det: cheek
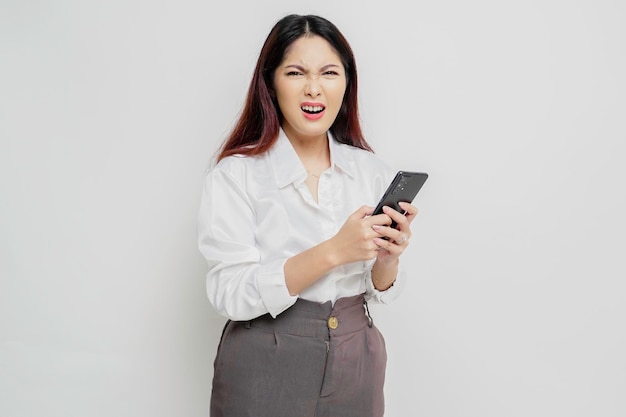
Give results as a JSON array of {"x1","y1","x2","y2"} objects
[
  {"x1": 273, "y1": 80, "x2": 291, "y2": 102},
  {"x1": 275, "y1": 90, "x2": 296, "y2": 113},
  {"x1": 328, "y1": 83, "x2": 347, "y2": 107}
]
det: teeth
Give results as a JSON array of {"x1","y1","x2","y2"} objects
[{"x1": 301, "y1": 105, "x2": 324, "y2": 113}]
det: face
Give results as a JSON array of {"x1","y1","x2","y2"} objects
[{"x1": 273, "y1": 35, "x2": 347, "y2": 142}]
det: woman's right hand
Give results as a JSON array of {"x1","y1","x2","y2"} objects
[
  {"x1": 284, "y1": 205, "x2": 391, "y2": 296},
  {"x1": 328, "y1": 205, "x2": 392, "y2": 265}
]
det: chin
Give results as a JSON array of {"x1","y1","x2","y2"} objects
[
  {"x1": 285, "y1": 122, "x2": 331, "y2": 139},
  {"x1": 301, "y1": 127, "x2": 332, "y2": 139}
]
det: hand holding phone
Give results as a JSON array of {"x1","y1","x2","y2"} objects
[{"x1": 373, "y1": 171, "x2": 428, "y2": 229}]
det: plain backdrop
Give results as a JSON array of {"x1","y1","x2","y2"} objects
[{"x1": 1, "y1": 1, "x2": 625, "y2": 416}]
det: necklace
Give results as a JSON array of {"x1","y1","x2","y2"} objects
[{"x1": 307, "y1": 171, "x2": 320, "y2": 179}]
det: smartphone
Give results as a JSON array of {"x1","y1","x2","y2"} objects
[{"x1": 373, "y1": 171, "x2": 429, "y2": 229}]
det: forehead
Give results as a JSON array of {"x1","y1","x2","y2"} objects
[{"x1": 281, "y1": 35, "x2": 343, "y2": 67}]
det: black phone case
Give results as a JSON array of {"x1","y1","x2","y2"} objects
[{"x1": 373, "y1": 171, "x2": 428, "y2": 228}]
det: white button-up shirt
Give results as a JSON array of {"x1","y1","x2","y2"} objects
[{"x1": 198, "y1": 130, "x2": 406, "y2": 321}]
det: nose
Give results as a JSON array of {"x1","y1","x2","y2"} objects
[{"x1": 304, "y1": 75, "x2": 321, "y2": 97}]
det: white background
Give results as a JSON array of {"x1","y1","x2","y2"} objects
[{"x1": 1, "y1": 1, "x2": 625, "y2": 416}]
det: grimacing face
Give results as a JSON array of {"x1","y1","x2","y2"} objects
[{"x1": 273, "y1": 35, "x2": 347, "y2": 142}]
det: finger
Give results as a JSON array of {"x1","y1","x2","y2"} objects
[
  {"x1": 382, "y1": 205, "x2": 410, "y2": 228},
  {"x1": 371, "y1": 224, "x2": 392, "y2": 239},
  {"x1": 398, "y1": 202, "x2": 419, "y2": 220},
  {"x1": 393, "y1": 232, "x2": 409, "y2": 245},
  {"x1": 367, "y1": 213, "x2": 392, "y2": 227},
  {"x1": 373, "y1": 237, "x2": 403, "y2": 254},
  {"x1": 371, "y1": 224, "x2": 407, "y2": 242}
]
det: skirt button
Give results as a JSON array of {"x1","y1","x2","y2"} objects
[{"x1": 328, "y1": 316, "x2": 338, "y2": 330}]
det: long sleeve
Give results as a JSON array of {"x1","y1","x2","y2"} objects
[
  {"x1": 363, "y1": 261, "x2": 407, "y2": 304},
  {"x1": 197, "y1": 166, "x2": 298, "y2": 321},
  {"x1": 197, "y1": 131, "x2": 409, "y2": 320}
]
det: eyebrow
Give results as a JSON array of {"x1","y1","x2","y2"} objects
[{"x1": 283, "y1": 64, "x2": 342, "y2": 71}]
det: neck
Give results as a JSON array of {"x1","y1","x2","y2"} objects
[
  {"x1": 283, "y1": 126, "x2": 329, "y2": 156},
  {"x1": 285, "y1": 132, "x2": 328, "y2": 157},
  {"x1": 282, "y1": 128, "x2": 331, "y2": 175}
]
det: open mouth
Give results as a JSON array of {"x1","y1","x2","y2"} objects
[{"x1": 301, "y1": 105, "x2": 325, "y2": 114}]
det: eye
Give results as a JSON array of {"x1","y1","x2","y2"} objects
[
  {"x1": 322, "y1": 70, "x2": 341, "y2": 78},
  {"x1": 286, "y1": 71, "x2": 304, "y2": 77}
]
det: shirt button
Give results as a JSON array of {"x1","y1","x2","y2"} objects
[{"x1": 328, "y1": 316, "x2": 338, "y2": 330}]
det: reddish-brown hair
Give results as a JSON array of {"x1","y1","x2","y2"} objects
[{"x1": 216, "y1": 14, "x2": 372, "y2": 162}]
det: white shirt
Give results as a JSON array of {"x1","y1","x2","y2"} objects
[{"x1": 197, "y1": 130, "x2": 406, "y2": 321}]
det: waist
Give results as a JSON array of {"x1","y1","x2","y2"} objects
[{"x1": 243, "y1": 293, "x2": 370, "y2": 338}]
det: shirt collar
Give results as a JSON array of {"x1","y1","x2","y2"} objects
[
  {"x1": 328, "y1": 132, "x2": 356, "y2": 179},
  {"x1": 269, "y1": 129, "x2": 356, "y2": 188}
]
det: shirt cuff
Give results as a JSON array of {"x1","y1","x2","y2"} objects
[
  {"x1": 256, "y1": 258, "x2": 299, "y2": 318},
  {"x1": 364, "y1": 264, "x2": 407, "y2": 304}
]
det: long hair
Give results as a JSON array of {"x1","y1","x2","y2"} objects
[{"x1": 216, "y1": 14, "x2": 372, "y2": 162}]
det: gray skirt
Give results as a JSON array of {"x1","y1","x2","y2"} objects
[{"x1": 210, "y1": 293, "x2": 387, "y2": 417}]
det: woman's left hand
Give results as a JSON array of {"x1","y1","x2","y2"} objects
[{"x1": 371, "y1": 201, "x2": 418, "y2": 263}]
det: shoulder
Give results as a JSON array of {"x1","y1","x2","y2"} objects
[
  {"x1": 212, "y1": 154, "x2": 252, "y2": 174},
  {"x1": 208, "y1": 153, "x2": 266, "y2": 181},
  {"x1": 336, "y1": 140, "x2": 385, "y2": 162},
  {"x1": 335, "y1": 142, "x2": 395, "y2": 177}
]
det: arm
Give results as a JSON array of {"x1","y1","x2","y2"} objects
[
  {"x1": 199, "y1": 165, "x2": 415, "y2": 319},
  {"x1": 198, "y1": 168, "x2": 297, "y2": 321},
  {"x1": 369, "y1": 201, "x2": 420, "y2": 291},
  {"x1": 284, "y1": 205, "x2": 388, "y2": 295}
]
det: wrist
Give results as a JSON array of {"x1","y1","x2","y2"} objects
[
  {"x1": 371, "y1": 258, "x2": 399, "y2": 291},
  {"x1": 372, "y1": 273, "x2": 396, "y2": 291},
  {"x1": 318, "y1": 239, "x2": 342, "y2": 269}
]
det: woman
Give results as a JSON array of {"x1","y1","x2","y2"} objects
[{"x1": 198, "y1": 14, "x2": 419, "y2": 417}]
